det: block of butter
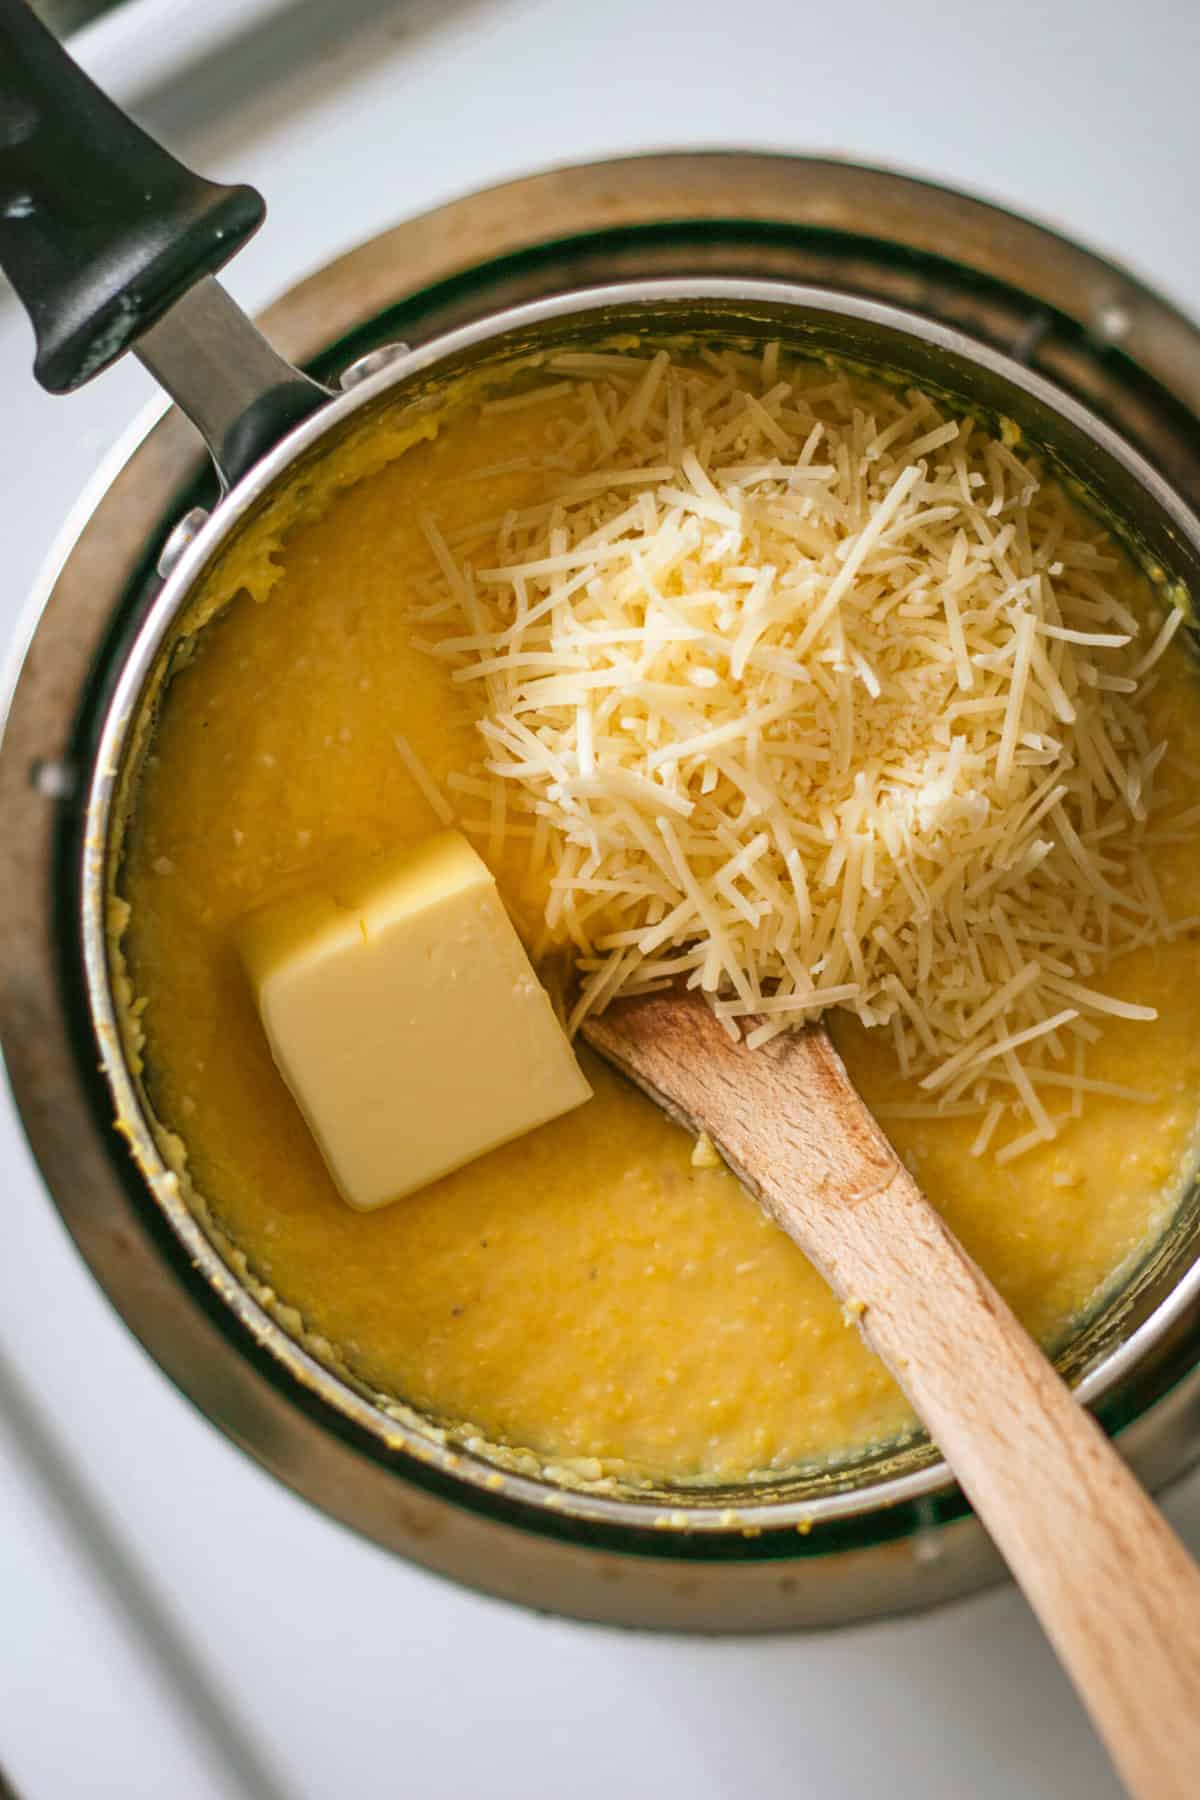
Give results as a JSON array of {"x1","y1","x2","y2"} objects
[{"x1": 237, "y1": 831, "x2": 592, "y2": 1209}]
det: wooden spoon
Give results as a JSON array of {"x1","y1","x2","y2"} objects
[{"x1": 583, "y1": 988, "x2": 1200, "y2": 1800}]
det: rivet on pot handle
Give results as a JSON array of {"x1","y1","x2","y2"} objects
[{"x1": 0, "y1": 0, "x2": 330, "y2": 486}]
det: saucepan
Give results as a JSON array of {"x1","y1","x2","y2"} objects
[{"x1": 3, "y1": 2, "x2": 1200, "y2": 1631}]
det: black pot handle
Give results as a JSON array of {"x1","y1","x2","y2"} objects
[{"x1": 0, "y1": 0, "x2": 266, "y2": 393}]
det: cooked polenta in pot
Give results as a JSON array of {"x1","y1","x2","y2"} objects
[{"x1": 114, "y1": 342, "x2": 1200, "y2": 1486}]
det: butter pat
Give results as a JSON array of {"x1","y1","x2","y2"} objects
[{"x1": 237, "y1": 831, "x2": 592, "y2": 1209}]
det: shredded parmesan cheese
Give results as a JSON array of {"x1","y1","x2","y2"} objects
[{"x1": 409, "y1": 345, "x2": 1190, "y2": 1161}]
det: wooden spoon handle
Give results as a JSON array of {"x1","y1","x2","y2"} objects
[{"x1": 584, "y1": 993, "x2": 1200, "y2": 1800}]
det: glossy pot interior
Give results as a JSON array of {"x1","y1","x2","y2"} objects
[{"x1": 7, "y1": 157, "x2": 1200, "y2": 1629}]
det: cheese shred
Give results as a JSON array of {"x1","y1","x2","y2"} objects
[{"x1": 410, "y1": 345, "x2": 1190, "y2": 1160}]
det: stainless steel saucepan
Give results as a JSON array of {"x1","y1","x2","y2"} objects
[{"x1": 3, "y1": 5, "x2": 1200, "y2": 1630}]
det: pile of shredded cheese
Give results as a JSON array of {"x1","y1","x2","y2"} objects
[{"x1": 406, "y1": 343, "x2": 1192, "y2": 1163}]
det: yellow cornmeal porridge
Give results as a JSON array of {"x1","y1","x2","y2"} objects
[{"x1": 118, "y1": 367, "x2": 1200, "y2": 1484}]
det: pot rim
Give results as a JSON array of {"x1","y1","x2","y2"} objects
[{"x1": 80, "y1": 272, "x2": 1200, "y2": 1538}]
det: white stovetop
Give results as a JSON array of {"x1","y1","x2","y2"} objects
[{"x1": 3, "y1": 3, "x2": 1200, "y2": 1796}]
